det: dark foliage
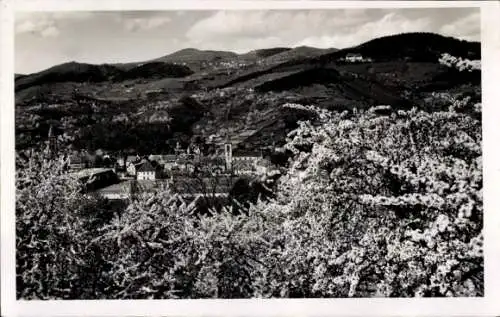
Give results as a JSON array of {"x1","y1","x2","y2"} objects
[
  {"x1": 115, "y1": 62, "x2": 194, "y2": 81},
  {"x1": 323, "y1": 32, "x2": 479, "y2": 63},
  {"x1": 15, "y1": 62, "x2": 123, "y2": 92},
  {"x1": 255, "y1": 67, "x2": 341, "y2": 92}
]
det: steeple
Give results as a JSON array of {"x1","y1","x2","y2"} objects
[
  {"x1": 224, "y1": 136, "x2": 232, "y2": 172},
  {"x1": 46, "y1": 124, "x2": 57, "y2": 158}
]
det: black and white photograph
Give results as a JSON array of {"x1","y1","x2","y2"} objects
[{"x1": 2, "y1": 0, "x2": 500, "y2": 313}]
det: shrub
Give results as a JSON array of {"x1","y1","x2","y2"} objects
[{"x1": 16, "y1": 154, "x2": 115, "y2": 299}]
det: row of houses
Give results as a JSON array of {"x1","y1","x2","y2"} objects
[
  {"x1": 114, "y1": 142, "x2": 267, "y2": 181},
  {"x1": 64, "y1": 140, "x2": 278, "y2": 202},
  {"x1": 68, "y1": 150, "x2": 266, "y2": 183},
  {"x1": 70, "y1": 166, "x2": 238, "y2": 201}
]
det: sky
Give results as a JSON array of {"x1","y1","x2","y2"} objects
[{"x1": 15, "y1": 8, "x2": 480, "y2": 74}]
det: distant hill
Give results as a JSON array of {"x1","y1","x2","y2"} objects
[
  {"x1": 317, "y1": 32, "x2": 480, "y2": 63},
  {"x1": 15, "y1": 32, "x2": 481, "y2": 154},
  {"x1": 153, "y1": 48, "x2": 238, "y2": 65},
  {"x1": 213, "y1": 32, "x2": 479, "y2": 94},
  {"x1": 15, "y1": 62, "x2": 123, "y2": 92},
  {"x1": 116, "y1": 62, "x2": 193, "y2": 81},
  {"x1": 263, "y1": 46, "x2": 338, "y2": 64},
  {"x1": 15, "y1": 61, "x2": 194, "y2": 92},
  {"x1": 15, "y1": 32, "x2": 480, "y2": 103},
  {"x1": 238, "y1": 47, "x2": 292, "y2": 61}
]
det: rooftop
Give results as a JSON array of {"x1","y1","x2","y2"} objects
[
  {"x1": 69, "y1": 168, "x2": 114, "y2": 179},
  {"x1": 171, "y1": 176, "x2": 235, "y2": 195},
  {"x1": 232, "y1": 160, "x2": 255, "y2": 171},
  {"x1": 136, "y1": 160, "x2": 156, "y2": 172},
  {"x1": 69, "y1": 154, "x2": 85, "y2": 163},
  {"x1": 126, "y1": 155, "x2": 141, "y2": 163},
  {"x1": 149, "y1": 154, "x2": 177, "y2": 162},
  {"x1": 96, "y1": 181, "x2": 132, "y2": 194},
  {"x1": 136, "y1": 180, "x2": 169, "y2": 192}
]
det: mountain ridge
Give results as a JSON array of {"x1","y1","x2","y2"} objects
[{"x1": 15, "y1": 32, "x2": 481, "y2": 154}]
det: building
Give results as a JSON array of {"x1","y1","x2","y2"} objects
[
  {"x1": 95, "y1": 179, "x2": 168, "y2": 200},
  {"x1": 69, "y1": 168, "x2": 119, "y2": 191},
  {"x1": 68, "y1": 153, "x2": 86, "y2": 171},
  {"x1": 224, "y1": 143, "x2": 232, "y2": 171},
  {"x1": 45, "y1": 124, "x2": 57, "y2": 158},
  {"x1": 345, "y1": 53, "x2": 364, "y2": 62},
  {"x1": 116, "y1": 170, "x2": 128, "y2": 179},
  {"x1": 125, "y1": 156, "x2": 142, "y2": 176},
  {"x1": 95, "y1": 180, "x2": 133, "y2": 200},
  {"x1": 173, "y1": 157, "x2": 195, "y2": 174},
  {"x1": 126, "y1": 155, "x2": 141, "y2": 165},
  {"x1": 232, "y1": 159, "x2": 256, "y2": 175},
  {"x1": 116, "y1": 157, "x2": 125, "y2": 168},
  {"x1": 126, "y1": 161, "x2": 138, "y2": 176},
  {"x1": 136, "y1": 161, "x2": 157, "y2": 181},
  {"x1": 163, "y1": 155, "x2": 178, "y2": 169},
  {"x1": 149, "y1": 154, "x2": 177, "y2": 169},
  {"x1": 197, "y1": 156, "x2": 226, "y2": 175},
  {"x1": 70, "y1": 167, "x2": 115, "y2": 181}
]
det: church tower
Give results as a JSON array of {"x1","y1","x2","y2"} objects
[
  {"x1": 224, "y1": 140, "x2": 232, "y2": 172},
  {"x1": 46, "y1": 124, "x2": 57, "y2": 158}
]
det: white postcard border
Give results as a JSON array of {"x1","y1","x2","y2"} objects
[{"x1": 2, "y1": 1, "x2": 499, "y2": 316}]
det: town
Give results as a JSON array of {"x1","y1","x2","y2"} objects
[{"x1": 42, "y1": 124, "x2": 279, "y2": 204}]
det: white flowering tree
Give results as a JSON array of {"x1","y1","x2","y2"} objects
[
  {"x1": 91, "y1": 189, "x2": 271, "y2": 298},
  {"x1": 249, "y1": 103, "x2": 482, "y2": 297},
  {"x1": 16, "y1": 154, "x2": 114, "y2": 299},
  {"x1": 439, "y1": 53, "x2": 481, "y2": 72}
]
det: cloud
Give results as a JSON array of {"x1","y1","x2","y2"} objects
[
  {"x1": 124, "y1": 17, "x2": 172, "y2": 32},
  {"x1": 439, "y1": 12, "x2": 480, "y2": 41},
  {"x1": 296, "y1": 12, "x2": 431, "y2": 48},
  {"x1": 40, "y1": 25, "x2": 60, "y2": 38},
  {"x1": 15, "y1": 12, "x2": 94, "y2": 38},
  {"x1": 185, "y1": 10, "x2": 372, "y2": 49},
  {"x1": 187, "y1": 10, "x2": 341, "y2": 41},
  {"x1": 186, "y1": 11, "x2": 270, "y2": 40},
  {"x1": 186, "y1": 10, "x2": 431, "y2": 51},
  {"x1": 15, "y1": 17, "x2": 60, "y2": 38}
]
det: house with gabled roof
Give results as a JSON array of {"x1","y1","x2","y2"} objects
[
  {"x1": 126, "y1": 155, "x2": 141, "y2": 165},
  {"x1": 125, "y1": 155, "x2": 142, "y2": 176},
  {"x1": 136, "y1": 160, "x2": 157, "y2": 181}
]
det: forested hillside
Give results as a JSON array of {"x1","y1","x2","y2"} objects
[{"x1": 15, "y1": 33, "x2": 480, "y2": 157}]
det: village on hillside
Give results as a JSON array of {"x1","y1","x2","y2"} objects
[{"x1": 40, "y1": 124, "x2": 280, "y2": 203}]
